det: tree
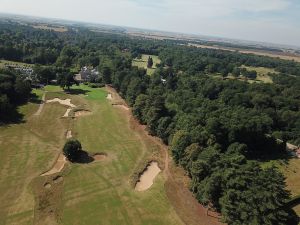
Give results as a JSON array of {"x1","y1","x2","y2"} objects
[
  {"x1": 57, "y1": 73, "x2": 78, "y2": 91},
  {"x1": 102, "y1": 66, "x2": 111, "y2": 84},
  {"x1": 63, "y1": 139, "x2": 82, "y2": 161},
  {"x1": 14, "y1": 77, "x2": 32, "y2": 103},
  {"x1": 170, "y1": 130, "x2": 191, "y2": 164},
  {"x1": 147, "y1": 56, "x2": 153, "y2": 68}
]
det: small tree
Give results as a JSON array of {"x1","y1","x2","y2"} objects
[
  {"x1": 63, "y1": 139, "x2": 82, "y2": 161},
  {"x1": 147, "y1": 57, "x2": 153, "y2": 68}
]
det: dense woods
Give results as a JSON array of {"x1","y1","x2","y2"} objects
[
  {"x1": 0, "y1": 68, "x2": 31, "y2": 122},
  {"x1": 1, "y1": 21, "x2": 299, "y2": 224}
]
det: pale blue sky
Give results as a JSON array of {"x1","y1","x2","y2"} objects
[{"x1": 0, "y1": 0, "x2": 300, "y2": 46}]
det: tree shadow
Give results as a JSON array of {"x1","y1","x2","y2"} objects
[
  {"x1": 29, "y1": 92, "x2": 42, "y2": 104},
  {"x1": 71, "y1": 150, "x2": 94, "y2": 164},
  {"x1": 0, "y1": 107, "x2": 25, "y2": 126},
  {"x1": 65, "y1": 88, "x2": 90, "y2": 96}
]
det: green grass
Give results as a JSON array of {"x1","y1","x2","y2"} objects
[
  {"x1": 240, "y1": 65, "x2": 277, "y2": 84},
  {"x1": 132, "y1": 54, "x2": 161, "y2": 75},
  {"x1": 0, "y1": 84, "x2": 183, "y2": 225},
  {"x1": 61, "y1": 85, "x2": 182, "y2": 225}
]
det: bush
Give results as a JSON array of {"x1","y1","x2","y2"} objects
[
  {"x1": 63, "y1": 139, "x2": 82, "y2": 161},
  {"x1": 88, "y1": 83, "x2": 104, "y2": 88}
]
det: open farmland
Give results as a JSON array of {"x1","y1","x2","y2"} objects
[
  {"x1": 132, "y1": 54, "x2": 161, "y2": 75},
  {"x1": 188, "y1": 43, "x2": 300, "y2": 63},
  {"x1": 240, "y1": 65, "x2": 277, "y2": 83},
  {"x1": 31, "y1": 24, "x2": 68, "y2": 32}
]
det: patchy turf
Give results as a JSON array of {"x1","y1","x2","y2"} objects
[
  {"x1": 261, "y1": 156, "x2": 300, "y2": 217},
  {"x1": 240, "y1": 65, "x2": 277, "y2": 83},
  {"x1": 132, "y1": 54, "x2": 161, "y2": 75},
  {"x1": 0, "y1": 94, "x2": 70, "y2": 225},
  {"x1": 0, "y1": 60, "x2": 33, "y2": 68},
  {"x1": 0, "y1": 84, "x2": 184, "y2": 225},
  {"x1": 32, "y1": 25, "x2": 68, "y2": 32},
  {"x1": 61, "y1": 85, "x2": 183, "y2": 225}
]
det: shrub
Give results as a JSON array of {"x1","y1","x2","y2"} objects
[{"x1": 88, "y1": 83, "x2": 104, "y2": 88}]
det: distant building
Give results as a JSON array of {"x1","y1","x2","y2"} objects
[
  {"x1": 5, "y1": 64, "x2": 33, "y2": 75},
  {"x1": 75, "y1": 66, "x2": 100, "y2": 83}
]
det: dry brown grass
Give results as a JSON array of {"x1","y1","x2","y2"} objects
[
  {"x1": 188, "y1": 43, "x2": 300, "y2": 62},
  {"x1": 32, "y1": 25, "x2": 68, "y2": 32}
]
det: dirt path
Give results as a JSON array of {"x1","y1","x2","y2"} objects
[
  {"x1": 34, "y1": 92, "x2": 46, "y2": 116},
  {"x1": 107, "y1": 86, "x2": 223, "y2": 225}
]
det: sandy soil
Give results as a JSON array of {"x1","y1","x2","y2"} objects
[
  {"x1": 34, "y1": 92, "x2": 46, "y2": 116},
  {"x1": 135, "y1": 162, "x2": 161, "y2": 191},
  {"x1": 93, "y1": 153, "x2": 107, "y2": 161},
  {"x1": 41, "y1": 153, "x2": 67, "y2": 176},
  {"x1": 63, "y1": 108, "x2": 72, "y2": 117},
  {"x1": 53, "y1": 176, "x2": 63, "y2": 184},
  {"x1": 287, "y1": 142, "x2": 298, "y2": 151},
  {"x1": 46, "y1": 98, "x2": 76, "y2": 108},
  {"x1": 66, "y1": 130, "x2": 72, "y2": 139},
  {"x1": 112, "y1": 105, "x2": 130, "y2": 111},
  {"x1": 106, "y1": 93, "x2": 112, "y2": 100},
  {"x1": 74, "y1": 110, "x2": 91, "y2": 117}
]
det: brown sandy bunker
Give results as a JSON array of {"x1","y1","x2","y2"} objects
[
  {"x1": 41, "y1": 153, "x2": 67, "y2": 176},
  {"x1": 135, "y1": 161, "x2": 161, "y2": 191}
]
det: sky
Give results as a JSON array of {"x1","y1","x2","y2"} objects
[{"x1": 0, "y1": 0, "x2": 300, "y2": 47}]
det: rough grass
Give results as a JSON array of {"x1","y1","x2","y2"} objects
[
  {"x1": 0, "y1": 93, "x2": 70, "y2": 225},
  {"x1": 261, "y1": 157, "x2": 300, "y2": 216},
  {"x1": 61, "y1": 85, "x2": 182, "y2": 225},
  {"x1": 132, "y1": 54, "x2": 161, "y2": 75},
  {"x1": 32, "y1": 25, "x2": 68, "y2": 32},
  {"x1": 240, "y1": 65, "x2": 277, "y2": 84},
  {"x1": 0, "y1": 60, "x2": 33, "y2": 68}
]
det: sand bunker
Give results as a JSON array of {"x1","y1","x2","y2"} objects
[
  {"x1": 41, "y1": 153, "x2": 67, "y2": 176},
  {"x1": 135, "y1": 162, "x2": 161, "y2": 191},
  {"x1": 63, "y1": 108, "x2": 72, "y2": 117},
  {"x1": 66, "y1": 130, "x2": 72, "y2": 139},
  {"x1": 44, "y1": 183, "x2": 51, "y2": 189},
  {"x1": 113, "y1": 105, "x2": 129, "y2": 111},
  {"x1": 53, "y1": 176, "x2": 63, "y2": 184},
  {"x1": 93, "y1": 153, "x2": 107, "y2": 161},
  {"x1": 46, "y1": 98, "x2": 76, "y2": 108},
  {"x1": 107, "y1": 93, "x2": 112, "y2": 100},
  {"x1": 74, "y1": 110, "x2": 91, "y2": 117}
]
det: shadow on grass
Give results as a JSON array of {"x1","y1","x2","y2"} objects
[
  {"x1": 29, "y1": 92, "x2": 42, "y2": 104},
  {"x1": 0, "y1": 107, "x2": 25, "y2": 126},
  {"x1": 286, "y1": 208, "x2": 299, "y2": 225},
  {"x1": 65, "y1": 88, "x2": 90, "y2": 96},
  {"x1": 69, "y1": 150, "x2": 94, "y2": 164}
]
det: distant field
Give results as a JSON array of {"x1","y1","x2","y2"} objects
[
  {"x1": 212, "y1": 65, "x2": 277, "y2": 84},
  {"x1": 32, "y1": 25, "x2": 68, "y2": 32},
  {"x1": 132, "y1": 54, "x2": 161, "y2": 75},
  {"x1": 240, "y1": 65, "x2": 277, "y2": 84},
  {"x1": 0, "y1": 60, "x2": 33, "y2": 68},
  {"x1": 188, "y1": 43, "x2": 300, "y2": 63}
]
